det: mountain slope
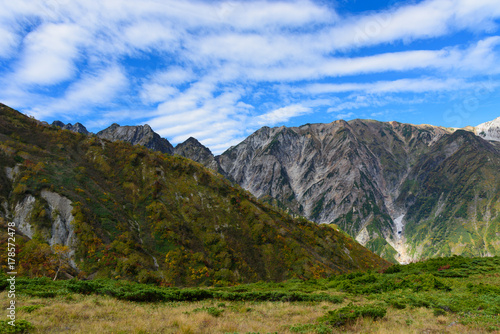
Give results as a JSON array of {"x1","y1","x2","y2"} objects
[
  {"x1": 173, "y1": 137, "x2": 223, "y2": 173},
  {"x1": 52, "y1": 121, "x2": 89, "y2": 135},
  {"x1": 0, "y1": 103, "x2": 389, "y2": 284},
  {"x1": 96, "y1": 123, "x2": 174, "y2": 154},
  {"x1": 396, "y1": 130, "x2": 500, "y2": 260},
  {"x1": 64, "y1": 121, "x2": 222, "y2": 171},
  {"x1": 474, "y1": 116, "x2": 500, "y2": 142},
  {"x1": 218, "y1": 120, "x2": 500, "y2": 263}
]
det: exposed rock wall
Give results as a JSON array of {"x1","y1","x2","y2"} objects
[
  {"x1": 9, "y1": 189, "x2": 77, "y2": 269},
  {"x1": 41, "y1": 189, "x2": 76, "y2": 249},
  {"x1": 475, "y1": 116, "x2": 500, "y2": 142},
  {"x1": 217, "y1": 120, "x2": 500, "y2": 262},
  {"x1": 97, "y1": 123, "x2": 174, "y2": 154},
  {"x1": 13, "y1": 195, "x2": 36, "y2": 239}
]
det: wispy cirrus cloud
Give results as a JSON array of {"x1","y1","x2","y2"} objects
[
  {"x1": 304, "y1": 78, "x2": 494, "y2": 95},
  {"x1": 27, "y1": 66, "x2": 129, "y2": 120},
  {"x1": 14, "y1": 23, "x2": 89, "y2": 85},
  {"x1": 255, "y1": 105, "x2": 312, "y2": 126},
  {"x1": 0, "y1": 0, "x2": 500, "y2": 153}
]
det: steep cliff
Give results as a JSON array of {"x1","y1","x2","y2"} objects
[
  {"x1": 474, "y1": 116, "x2": 500, "y2": 142},
  {"x1": 174, "y1": 137, "x2": 222, "y2": 173},
  {"x1": 52, "y1": 121, "x2": 89, "y2": 135},
  {"x1": 218, "y1": 120, "x2": 500, "y2": 263},
  {"x1": 96, "y1": 123, "x2": 174, "y2": 154}
]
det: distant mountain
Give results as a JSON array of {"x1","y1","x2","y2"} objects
[
  {"x1": 394, "y1": 129, "x2": 500, "y2": 260},
  {"x1": 0, "y1": 103, "x2": 389, "y2": 284},
  {"x1": 96, "y1": 123, "x2": 174, "y2": 155},
  {"x1": 217, "y1": 119, "x2": 500, "y2": 263},
  {"x1": 52, "y1": 121, "x2": 89, "y2": 135},
  {"x1": 474, "y1": 116, "x2": 500, "y2": 142},
  {"x1": 173, "y1": 137, "x2": 222, "y2": 173},
  {"x1": 54, "y1": 120, "x2": 223, "y2": 171},
  {"x1": 46, "y1": 112, "x2": 500, "y2": 264}
]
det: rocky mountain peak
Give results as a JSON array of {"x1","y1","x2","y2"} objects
[
  {"x1": 52, "y1": 121, "x2": 90, "y2": 135},
  {"x1": 96, "y1": 123, "x2": 174, "y2": 154},
  {"x1": 217, "y1": 118, "x2": 500, "y2": 263},
  {"x1": 475, "y1": 116, "x2": 500, "y2": 141},
  {"x1": 174, "y1": 137, "x2": 221, "y2": 172}
]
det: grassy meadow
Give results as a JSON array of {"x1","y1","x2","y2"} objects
[{"x1": 1, "y1": 255, "x2": 500, "y2": 334}]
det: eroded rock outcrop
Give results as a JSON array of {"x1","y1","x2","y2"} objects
[{"x1": 97, "y1": 123, "x2": 174, "y2": 154}]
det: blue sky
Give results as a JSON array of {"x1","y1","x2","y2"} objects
[{"x1": 1, "y1": 0, "x2": 500, "y2": 154}]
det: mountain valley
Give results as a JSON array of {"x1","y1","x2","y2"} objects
[
  {"x1": 0, "y1": 103, "x2": 389, "y2": 284},
  {"x1": 50, "y1": 113, "x2": 500, "y2": 264}
]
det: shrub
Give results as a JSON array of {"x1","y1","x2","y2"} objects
[
  {"x1": 213, "y1": 291, "x2": 343, "y2": 303},
  {"x1": 433, "y1": 308, "x2": 446, "y2": 316},
  {"x1": 0, "y1": 279, "x2": 8, "y2": 291},
  {"x1": 24, "y1": 291, "x2": 57, "y2": 298},
  {"x1": 320, "y1": 303, "x2": 387, "y2": 327},
  {"x1": 386, "y1": 298, "x2": 407, "y2": 309},
  {"x1": 402, "y1": 274, "x2": 451, "y2": 292},
  {"x1": 193, "y1": 306, "x2": 224, "y2": 317},
  {"x1": 119, "y1": 289, "x2": 165, "y2": 302},
  {"x1": 206, "y1": 307, "x2": 224, "y2": 317},
  {"x1": 19, "y1": 305, "x2": 43, "y2": 313},
  {"x1": 67, "y1": 280, "x2": 102, "y2": 295},
  {"x1": 383, "y1": 264, "x2": 402, "y2": 274},
  {"x1": 0, "y1": 319, "x2": 34, "y2": 334}
]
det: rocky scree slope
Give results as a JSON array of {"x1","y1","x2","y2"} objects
[{"x1": 0, "y1": 103, "x2": 389, "y2": 284}]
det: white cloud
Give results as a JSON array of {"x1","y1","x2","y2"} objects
[
  {"x1": 0, "y1": 26, "x2": 19, "y2": 58},
  {"x1": 147, "y1": 84, "x2": 253, "y2": 154},
  {"x1": 305, "y1": 77, "x2": 499, "y2": 95},
  {"x1": 326, "y1": 0, "x2": 500, "y2": 51},
  {"x1": 2, "y1": 0, "x2": 500, "y2": 153},
  {"x1": 62, "y1": 67, "x2": 128, "y2": 106},
  {"x1": 454, "y1": 0, "x2": 500, "y2": 31},
  {"x1": 255, "y1": 105, "x2": 312, "y2": 126},
  {"x1": 213, "y1": 0, "x2": 334, "y2": 29},
  {"x1": 27, "y1": 66, "x2": 128, "y2": 119},
  {"x1": 140, "y1": 85, "x2": 179, "y2": 104},
  {"x1": 326, "y1": 94, "x2": 434, "y2": 117},
  {"x1": 153, "y1": 67, "x2": 195, "y2": 85},
  {"x1": 334, "y1": 112, "x2": 355, "y2": 120},
  {"x1": 15, "y1": 23, "x2": 89, "y2": 85},
  {"x1": 124, "y1": 21, "x2": 179, "y2": 51},
  {"x1": 139, "y1": 67, "x2": 195, "y2": 104}
]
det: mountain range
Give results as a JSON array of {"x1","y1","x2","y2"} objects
[
  {"x1": 0, "y1": 103, "x2": 389, "y2": 284},
  {"x1": 50, "y1": 113, "x2": 500, "y2": 264}
]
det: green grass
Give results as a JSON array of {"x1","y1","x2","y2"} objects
[{"x1": 3, "y1": 255, "x2": 500, "y2": 333}]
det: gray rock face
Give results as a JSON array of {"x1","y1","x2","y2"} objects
[
  {"x1": 217, "y1": 119, "x2": 456, "y2": 261},
  {"x1": 41, "y1": 190, "x2": 77, "y2": 268},
  {"x1": 174, "y1": 137, "x2": 222, "y2": 172},
  {"x1": 41, "y1": 190, "x2": 76, "y2": 248},
  {"x1": 13, "y1": 195, "x2": 36, "y2": 239},
  {"x1": 97, "y1": 123, "x2": 174, "y2": 154},
  {"x1": 52, "y1": 121, "x2": 89, "y2": 135},
  {"x1": 475, "y1": 117, "x2": 500, "y2": 142},
  {"x1": 5, "y1": 165, "x2": 20, "y2": 182},
  {"x1": 10, "y1": 191, "x2": 77, "y2": 269}
]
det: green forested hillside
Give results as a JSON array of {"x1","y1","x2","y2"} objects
[{"x1": 0, "y1": 104, "x2": 389, "y2": 285}]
